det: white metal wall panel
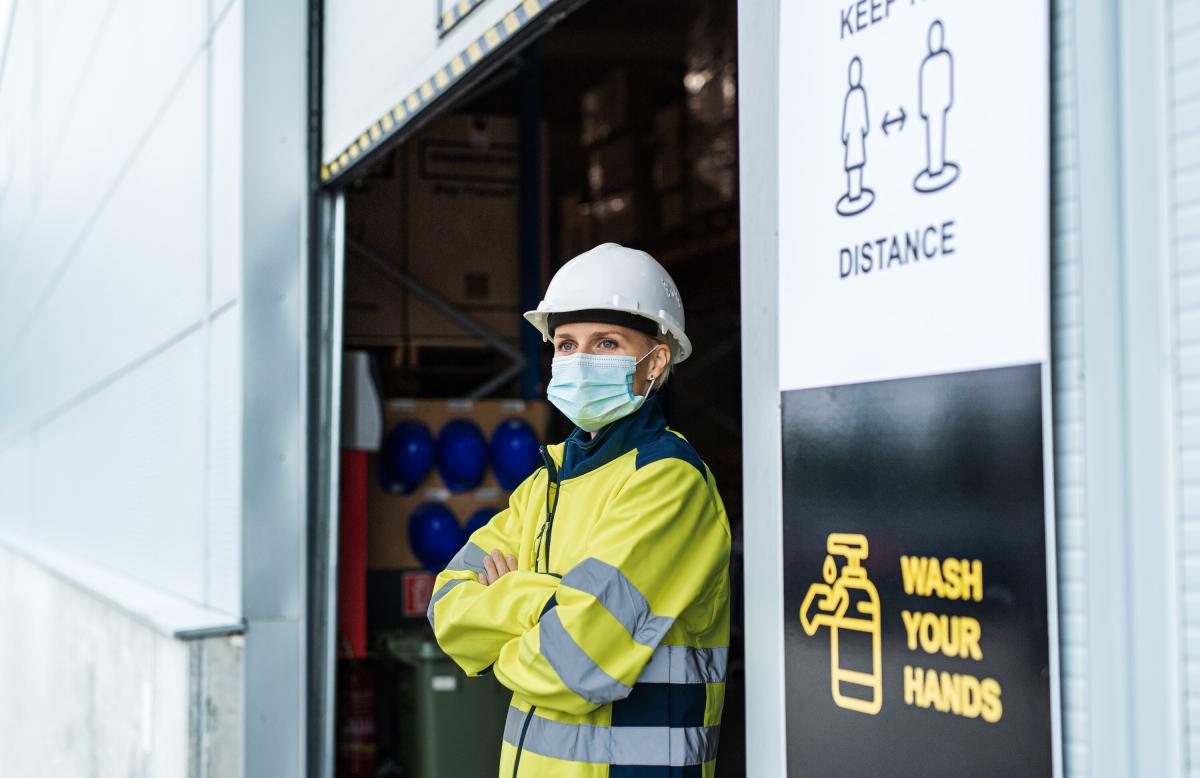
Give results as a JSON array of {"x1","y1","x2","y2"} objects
[
  {"x1": 0, "y1": 434, "x2": 32, "y2": 537},
  {"x1": 1171, "y1": 0, "x2": 1200, "y2": 768},
  {"x1": 206, "y1": 4, "x2": 244, "y2": 616},
  {"x1": 3, "y1": 63, "x2": 207, "y2": 431},
  {"x1": 0, "y1": 0, "x2": 246, "y2": 617},
  {"x1": 207, "y1": 305, "x2": 242, "y2": 616},
  {"x1": 322, "y1": 0, "x2": 554, "y2": 170},
  {"x1": 210, "y1": 0, "x2": 243, "y2": 313},
  {"x1": 1052, "y1": 1, "x2": 1089, "y2": 774},
  {"x1": 0, "y1": 1, "x2": 37, "y2": 261},
  {"x1": 0, "y1": 0, "x2": 208, "y2": 337},
  {"x1": 32, "y1": 329, "x2": 208, "y2": 603}
]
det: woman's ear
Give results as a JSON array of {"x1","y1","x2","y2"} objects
[{"x1": 649, "y1": 342, "x2": 671, "y2": 379}]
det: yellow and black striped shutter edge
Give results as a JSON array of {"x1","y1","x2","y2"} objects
[
  {"x1": 438, "y1": 0, "x2": 488, "y2": 35},
  {"x1": 320, "y1": 0, "x2": 558, "y2": 185}
]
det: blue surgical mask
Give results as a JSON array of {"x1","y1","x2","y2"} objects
[{"x1": 547, "y1": 345, "x2": 661, "y2": 432}]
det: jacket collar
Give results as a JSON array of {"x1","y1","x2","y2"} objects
[{"x1": 560, "y1": 394, "x2": 666, "y2": 480}]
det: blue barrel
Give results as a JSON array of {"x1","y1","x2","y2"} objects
[
  {"x1": 408, "y1": 502, "x2": 465, "y2": 572},
  {"x1": 464, "y1": 507, "x2": 498, "y2": 538},
  {"x1": 489, "y1": 418, "x2": 541, "y2": 491},
  {"x1": 380, "y1": 420, "x2": 436, "y2": 495},
  {"x1": 436, "y1": 418, "x2": 488, "y2": 492}
]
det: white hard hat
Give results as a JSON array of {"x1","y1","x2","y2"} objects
[{"x1": 524, "y1": 243, "x2": 692, "y2": 364}]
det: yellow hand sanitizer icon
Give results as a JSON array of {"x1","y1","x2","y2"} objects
[{"x1": 800, "y1": 533, "x2": 883, "y2": 715}]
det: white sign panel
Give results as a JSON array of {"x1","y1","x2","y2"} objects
[{"x1": 778, "y1": 1, "x2": 1050, "y2": 391}]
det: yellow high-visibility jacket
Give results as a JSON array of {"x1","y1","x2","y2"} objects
[{"x1": 428, "y1": 396, "x2": 731, "y2": 778}]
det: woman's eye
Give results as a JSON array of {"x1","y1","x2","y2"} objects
[
  {"x1": 599, "y1": 339, "x2": 617, "y2": 349},
  {"x1": 557, "y1": 342, "x2": 575, "y2": 352}
]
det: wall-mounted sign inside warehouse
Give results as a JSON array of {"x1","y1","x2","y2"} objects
[{"x1": 777, "y1": 1, "x2": 1056, "y2": 775}]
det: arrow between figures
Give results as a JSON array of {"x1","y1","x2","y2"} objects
[{"x1": 882, "y1": 106, "x2": 907, "y2": 135}]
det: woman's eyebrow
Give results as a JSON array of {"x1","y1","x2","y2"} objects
[{"x1": 589, "y1": 330, "x2": 622, "y2": 340}]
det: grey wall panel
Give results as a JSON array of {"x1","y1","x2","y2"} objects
[
  {"x1": 0, "y1": 543, "x2": 182, "y2": 777},
  {"x1": 738, "y1": 1, "x2": 784, "y2": 775},
  {"x1": 1171, "y1": 0, "x2": 1200, "y2": 768},
  {"x1": 240, "y1": 0, "x2": 308, "y2": 770},
  {"x1": 0, "y1": 542, "x2": 244, "y2": 776},
  {"x1": 241, "y1": 0, "x2": 305, "y2": 623},
  {"x1": 1052, "y1": 1, "x2": 1089, "y2": 773}
]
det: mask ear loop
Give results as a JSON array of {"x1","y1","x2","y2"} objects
[
  {"x1": 637, "y1": 344, "x2": 664, "y2": 398},
  {"x1": 635, "y1": 343, "x2": 662, "y2": 366}
]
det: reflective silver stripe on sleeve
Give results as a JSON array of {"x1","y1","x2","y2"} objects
[
  {"x1": 446, "y1": 541, "x2": 488, "y2": 573},
  {"x1": 539, "y1": 608, "x2": 632, "y2": 705},
  {"x1": 425, "y1": 541, "x2": 487, "y2": 629},
  {"x1": 636, "y1": 644, "x2": 729, "y2": 684},
  {"x1": 560, "y1": 558, "x2": 674, "y2": 647},
  {"x1": 500, "y1": 706, "x2": 720, "y2": 766},
  {"x1": 426, "y1": 578, "x2": 471, "y2": 630}
]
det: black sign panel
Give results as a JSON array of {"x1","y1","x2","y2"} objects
[{"x1": 782, "y1": 364, "x2": 1052, "y2": 777}]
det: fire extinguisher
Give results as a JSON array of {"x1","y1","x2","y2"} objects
[{"x1": 338, "y1": 659, "x2": 376, "y2": 777}]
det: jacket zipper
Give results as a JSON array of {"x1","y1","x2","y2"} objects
[
  {"x1": 512, "y1": 705, "x2": 536, "y2": 777},
  {"x1": 537, "y1": 446, "x2": 562, "y2": 573},
  {"x1": 515, "y1": 449, "x2": 560, "y2": 775}
]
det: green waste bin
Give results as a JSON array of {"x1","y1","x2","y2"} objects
[{"x1": 378, "y1": 629, "x2": 511, "y2": 778}]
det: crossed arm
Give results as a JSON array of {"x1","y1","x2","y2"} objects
[{"x1": 427, "y1": 461, "x2": 728, "y2": 716}]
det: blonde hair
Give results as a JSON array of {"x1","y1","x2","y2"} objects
[{"x1": 645, "y1": 334, "x2": 672, "y2": 387}]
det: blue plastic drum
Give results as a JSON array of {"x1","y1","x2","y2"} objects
[
  {"x1": 464, "y1": 507, "x2": 498, "y2": 538},
  {"x1": 408, "y1": 502, "x2": 465, "y2": 572},
  {"x1": 380, "y1": 420, "x2": 435, "y2": 494},
  {"x1": 489, "y1": 418, "x2": 541, "y2": 491},
  {"x1": 436, "y1": 418, "x2": 488, "y2": 492}
]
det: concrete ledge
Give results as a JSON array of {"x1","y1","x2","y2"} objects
[{"x1": 0, "y1": 529, "x2": 244, "y2": 640}]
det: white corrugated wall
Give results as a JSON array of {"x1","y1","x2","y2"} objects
[
  {"x1": 1171, "y1": 0, "x2": 1200, "y2": 769},
  {"x1": 0, "y1": 0, "x2": 243, "y2": 617}
]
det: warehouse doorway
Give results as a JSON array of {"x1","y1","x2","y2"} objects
[{"x1": 314, "y1": 1, "x2": 743, "y2": 775}]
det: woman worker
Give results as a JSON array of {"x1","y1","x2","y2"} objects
[{"x1": 427, "y1": 242, "x2": 732, "y2": 777}]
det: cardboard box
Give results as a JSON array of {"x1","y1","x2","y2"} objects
[
  {"x1": 659, "y1": 188, "x2": 687, "y2": 233},
  {"x1": 587, "y1": 190, "x2": 650, "y2": 246},
  {"x1": 559, "y1": 193, "x2": 594, "y2": 260},
  {"x1": 685, "y1": 4, "x2": 738, "y2": 129},
  {"x1": 652, "y1": 103, "x2": 685, "y2": 191},
  {"x1": 587, "y1": 135, "x2": 641, "y2": 200},
  {"x1": 581, "y1": 69, "x2": 630, "y2": 147},
  {"x1": 687, "y1": 121, "x2": 738, "y2": 213},
  {"x1": 580, "y1": 68, "x2": 659, "y2": 148},
  {"x1": 344, "y1": 113, "x2": 548, "y2": 348},
  {"x1": 368, "y1": 398, "x2": 551, "y2": 570}
]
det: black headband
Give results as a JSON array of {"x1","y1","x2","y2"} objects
[{"x1": 547, "y1": 309, "x2": 659, "y2": 338}]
